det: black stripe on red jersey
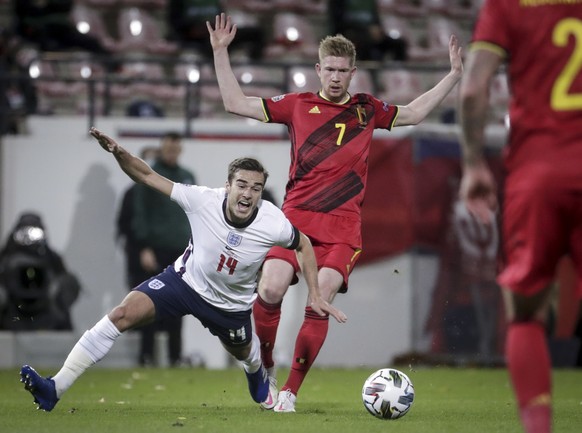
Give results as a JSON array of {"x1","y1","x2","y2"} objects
[
  {"x1": 295, "y1": 96, "x2": 375, "y2": 181},
  {"x1": 296, "y1": 170, "x2": 364, "y2": 213}
]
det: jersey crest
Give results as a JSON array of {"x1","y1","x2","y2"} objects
[{"x1": 227, "y1": 231, "x2": 243, "y2": 247}]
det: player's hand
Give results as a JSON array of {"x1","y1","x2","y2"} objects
[
  {"x1": 90, "y1": 127, "x2": 118, "y2": 153},
  {"x1": 310, "y1": 296, "x2": 348, "y2": 323},
  {"x1": 459, "y1": 162, "x2": 497, "y2": 225},
  {"x1": 206, "y1": 13, "x2": 236, "y2": 51},
  {"x1": 449, "y1": 35, "x2": 463, "y2": 78}
]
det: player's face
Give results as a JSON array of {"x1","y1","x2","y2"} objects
[
  {"x1": 316, "y1": 56, "x2": 356, "y2": 103},
  {"x1": 225, "y1": 169, "x2": 265, "y2": 224}
]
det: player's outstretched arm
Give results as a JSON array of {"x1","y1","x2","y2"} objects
[
  {"x1": 90, "y1": 127, "x2": 173, "y2": 196},
  {"x1": 295, "y1": 232, "x2": 348, "y2": 323},
  {"x1": 207, "y1": 13, "x2": 265, "y2": 121},
  {"x1": 394, "y1": 35, "x2": 463, "y2": 126}
]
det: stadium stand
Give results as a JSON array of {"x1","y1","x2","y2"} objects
[{"x1": 5, "y1": 1, "x2": 481, "y2": 119}]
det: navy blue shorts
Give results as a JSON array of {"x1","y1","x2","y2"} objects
[{"x1": 135, "y1": 267, "x2": 252, "y2": 347}]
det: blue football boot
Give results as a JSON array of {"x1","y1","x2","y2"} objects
[{"x1": 20, "y1": 365, "x2": 59, "y2": 411}]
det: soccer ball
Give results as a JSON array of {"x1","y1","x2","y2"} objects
[{"x1": 362, "y1": 368, "x2": 415, "y2": 420}]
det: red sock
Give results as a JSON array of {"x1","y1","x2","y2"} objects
[
  {"x1": 282, "y1": 307, "x2": 329, "y2": 396},
  {"x1": 505, "y1": 321, "x2": 552, "y2": 433},
  {"x1": 253, "y1": 295, "x2": 281, "y2": 369}
]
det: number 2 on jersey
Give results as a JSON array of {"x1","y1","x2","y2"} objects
[
  {"x1": 552, "y1": 18, "x2": 582, "y2": 111},
  {"x1": 217, "y1": 254, "x2": 238, "y2": 275}
]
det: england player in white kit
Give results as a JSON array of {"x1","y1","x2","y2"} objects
[{"x1": 20, "y1": 128, "x2": 347, "y2": 413}]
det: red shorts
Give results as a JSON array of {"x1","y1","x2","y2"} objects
[
  {"x1": 265, "y1": 242, "x2": 362, "y2": 293},
  {"x1": 498, "y1": 183, "x2": 582, "y2": 298}
]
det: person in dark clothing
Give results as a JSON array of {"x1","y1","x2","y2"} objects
[
  {"x1": 0, "y1": 27, "x2": 37, "y2": 135},
  {"x1": 328, "y1": 0, "x2": 408, "y2": 62},
  {"x1": 167, "y1": 0, "x2": 265, "y2": 60},
  {"x1": 131, "y1": 133, "x2": 196, "y2": 366},
  {"x1": 13, "y1": 0, "x2": 111, "y2": 55},
  {"x1": 117, "y1": 146, "x2": 160, "y2": 292},
  {"x1": 0, "y1": 212, "x2": 80, "y2": 330}
]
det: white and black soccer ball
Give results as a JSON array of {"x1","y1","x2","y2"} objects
[{"x1": 362, "y1": 368, "x2": 415, "y2": 420}]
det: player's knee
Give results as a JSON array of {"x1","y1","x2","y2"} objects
[
  {"x1": 228, "y1": 344, "x2": 251, "y2": 361},
  {"x1": 258, "y1": 279, "x2": 287, "y2": 304},
  {"x1": 108, "y1": 305, "x2": 128, "y2": 327}
]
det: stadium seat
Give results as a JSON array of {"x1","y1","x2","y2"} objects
[
  {"x1": 174, "y1": 61, "x2": 225, "y2": 117},
  {"x1": 286, "y1": 66, "x2": 320, "y2": 94},
  {"x1": 120, "y1": 0, "x2": 167, "y2": 8},
  {"x1": 377, "y1": 69, "x2": 423, "y2": 105},
  {"x1": 117, "y1": 7, "x2": 178, "y2": 55},
  {"x1": 389, "y1": 0, "x2": 428, "y2": 17},
  {"x1": 28, "y1": 58, "x2": 86, "y2": 114},
  {"x1": 77, "y1": 0, "x2": 117, "y2": 8},
  {"x1": 377, "y1": 0, "x2": 398, "y2": 13},
  {"x1": 423, "y1": 0, "x2": 449, "y2": 14},
  {"x1": 380, "y1": 15, "x2": 428, "y2": 62},
  {"x1": 350, "y1": 69, "x2": 376, "y2": 95},
  {"x1": 437, "y1": 0, "x2": 479, "y2": 19},
  {"x1": 264, "y1": 13, "x2": 320, "y2": 61},
  {"x1": 232, "y1": 65, "x2": 284, "y2": 98},
  {"x1": 421, "y1": 16, "x2": 465, "y2": 62},
  {"x1": 119, "y1": 61, "x2": 176, "y2": 100},
  {"x1": 71, "y1": 3, "x2": 119, "y2": 52},
  {"x1": 266, "y1": 0, "x2": 325, "y2": 13},
  {"x1": 225, "y1": 0, "x2": 273, "y2": 13}
]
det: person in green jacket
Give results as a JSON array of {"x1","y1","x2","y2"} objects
[{"x1": 132, "y1": 132, "x2": 196, "y2": 366}]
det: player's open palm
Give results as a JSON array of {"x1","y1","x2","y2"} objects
[
  {"x1": 90, "y1": 127, "x2": 119, "y2": 153},
  {"x1": 207, "y1": 13, "x2": 236, "y2": 51},
  {"x1": 449, "y1": 35, "x2": 463, "y2": 77},
  {"x1": 310, "y1": 296, "x2": 348, "y2": 323}
]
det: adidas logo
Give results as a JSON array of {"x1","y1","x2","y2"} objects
[{"x1": 309, "y1": 106, "x2": 321, "y2": 114}]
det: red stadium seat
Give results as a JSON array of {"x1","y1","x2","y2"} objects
[
  {"x1": 117, "y1": 7, "x2": 178, "y2": 55},
  {"x1": 286, "y1": 66, "x2": 321, "y2": 94},
  {"x1": 232, "y1": 65, "x2": 284, "y2": 98},
  {"x1": 377, "y1": 69, "x2": 423, "y2": 105},
  {"x1": 71, "y1": 3, "x2": 119, "y2": 52},
  {"x1": 264, "y1": 13, "x2": 320, "y2": 61},
  {"x1": 350, "y1": 69, "x2": 376, "y2": 95}
]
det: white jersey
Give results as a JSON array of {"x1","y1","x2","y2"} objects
[{"x1": 170, "y1": 184, "x2": 298, "y2": 312}]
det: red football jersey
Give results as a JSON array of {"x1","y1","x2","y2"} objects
[
  {"x1": 262, "y1": 91, "x2": 398, "y2": 246},
  {"x1": 473, "y1": 0, "x2": 582, "y2": 187}
]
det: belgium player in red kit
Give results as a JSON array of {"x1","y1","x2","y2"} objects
[
  {"x1": 459, "y1": 1, "x2": 582, "y2": 432},
  {"x1": 208, "y1": 13, "x2": 463, "y2": 412}
]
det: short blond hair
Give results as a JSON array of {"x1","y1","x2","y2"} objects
[{"x1": 318, "y1": 34, "x2": 356, "y2": 66}]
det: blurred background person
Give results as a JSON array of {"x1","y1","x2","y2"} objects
[
  {"x1": 131, "y1": 133, "x2": 196, "y2": 366},
  {"x1": 167, "y1": 0, "x2": 265, "y2": 60},
  {"x1": 328, "y1": 0, "x2": 408, "y2": 62},
  {"x1": 0, "y1": 26, "x2": 37, "y2": 135},
  {"x1": 12, "y1": 0, "x2": 112, "y2": 56},
  {"x1": 117, "y1": 145, "x2": 160, "y2": 294}
]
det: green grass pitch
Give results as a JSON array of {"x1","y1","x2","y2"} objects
[{"x1": 1, "y1": 367, "x2": 581, "y2": 433}]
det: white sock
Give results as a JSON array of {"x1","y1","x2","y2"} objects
[
  {"x1": 52, "y1": 315, "x2": 121, "y2": 397},
  {"x1": 241, "y1": 333, "x2": 262, "y2": 374}
]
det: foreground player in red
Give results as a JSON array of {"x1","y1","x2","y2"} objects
[
  {"x1": 208, "y1": 13, "x2": 463, "y2": 412},
  {"x1": 459, "y1": 2, "x2": 582, "y2": 432}
]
